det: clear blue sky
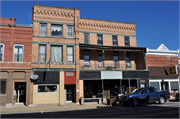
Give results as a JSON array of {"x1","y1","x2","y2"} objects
[{"x1": 1, "y1": 1, "x2": 179, "y2": 55}]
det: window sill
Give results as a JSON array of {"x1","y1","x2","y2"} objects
[
  {"x1": 126, "y1": 66, "x2": 132, "y2": 68},
  {"x1": 98, "y1": 66, "x2": 105, "y2": 68},
  {"x1": 83, "y1": 65, "x2": 91, "y2": 67},
  {"x1": 0, "y1": 94, "x2": 7, "y2": 96}
]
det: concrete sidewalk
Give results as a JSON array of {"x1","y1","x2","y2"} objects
[{"x1": 0, "y1": 103, "x2": 112, "y2": 115}]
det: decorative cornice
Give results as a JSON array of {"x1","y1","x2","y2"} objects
[
  {"x1": 34, "y1": 16, "x2": 74, "y2": 23},
  {"x1": 34, "y1": 9, "x2": 74, "y2": 18},
  {"x1": 79, "y1": 22, "x2": 135, "y2": 31},
  {"x1": 32, "y1": 41, "x2": 79, "y2": 46},
  {"x1": 33, "y1": 20, "x2": 74, "y2": 25}
]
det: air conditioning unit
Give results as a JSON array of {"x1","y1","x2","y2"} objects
[
  {"x1": 126, "y1": 63, "x2": 131, "y2": 67},
  {"x1": 84, "y1": 62, "x2": 89, "y2": 66},
  {"x1": 98, "y1": 64, "x2": 102, "y2": 67}
]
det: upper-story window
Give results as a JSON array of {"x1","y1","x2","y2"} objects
[
  {"x1": 126, "y1": 52, "x2": 131, "y2": 68},
  {"x1": 98, "y1": 51, "x2": 103, "y2": 67},
  {"x1": 0, "y1": 43, "x2": 4, "y2": 62},
  {"x1": 14, "y1": 44, "x2": 23, "y2": 62},
  {"x1": 113, "y1": 52, "x2": 119, "y2": 67},
  {"x1": 51, "y1": 25, "x2": 63, "y2": 37},
  {"x1": 67, "y1": 26, "x2": 73, "y2": 38},
  {"x1": 67, "y1": 46, "x2": 73, "y2": 63},
  {"x1": 39, "y1": 45, "x2": 46, "y2": 62},
  {"x1": 84, "y1": 33, "x2": 89, "y2": 44},
  {"x1": 112, "y1": 36, "x2": 118, "y2": 46},
  {"x1": 39, "y1": 23, "x2": 47, "y2": 36},
  {"x1": 84, "y1": 51, "x2": 90, "y2": 66},
  {"x1": 51, "y1": 46, "x2": 62, "y2": 63},
  {"x1": 125, "y1": 36, "x2": 130, "y2": 46},
  {"x1": 97, "y1": 34, "x2": 103, "y2": 45}
]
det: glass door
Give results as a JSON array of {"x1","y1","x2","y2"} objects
[{"x1": 66, "y1": 85, "x2": 73, "y2": 102}]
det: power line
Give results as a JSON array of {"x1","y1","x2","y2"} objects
[{"x1": 137, "y1": 38, "x2": 179, "y2": 41}]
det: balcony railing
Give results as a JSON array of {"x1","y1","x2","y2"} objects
[{"x1": 80, "y1": 63, "x2": 146, "y2": 70}]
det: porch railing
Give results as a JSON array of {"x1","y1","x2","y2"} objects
[{"x1": 80, "y1": 63, "x2": 146, "y2": 70}]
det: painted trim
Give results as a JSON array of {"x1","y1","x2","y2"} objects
[
  {"x1": 80, "y1": 31, "x2": 136, "y2": 37},
  {"x1": 33, "y1": 20, "x2": 74, "y2": 25},
  {"x1": 32, "y1": 41, "x2": 79, "y2": 46},
  {"x1": 31, "y1": 62, "x2": 79, "y2": 65},
  {"x1": 33, "y1": 35, "x2": 79, "y2": 40},
  {"x1": 32, "y1": 68, "x2": 76, "y2": 71}
]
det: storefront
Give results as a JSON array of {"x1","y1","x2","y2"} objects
[{"x1": 80, "y1": 70, "x2": 149, "y2": 103}]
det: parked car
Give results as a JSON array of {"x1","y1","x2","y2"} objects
[
  {"x1": 120, "y1": 87, "x2": 170, "y2": 106},
  {"x1": 175, "y1": 93, "x2": 179, "y2": 101}
]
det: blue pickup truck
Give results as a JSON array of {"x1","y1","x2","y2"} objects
[{"x1": 120, "y1": 87, "x2": 170, "y2": 106}]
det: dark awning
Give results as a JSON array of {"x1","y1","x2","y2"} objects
[{"x1": 79, "y1": 43, "x2": 147, "y2": 52}]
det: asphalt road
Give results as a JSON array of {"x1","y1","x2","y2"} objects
[{"x1": 1, "y1": 101, "x2": 180, "y2": 118}]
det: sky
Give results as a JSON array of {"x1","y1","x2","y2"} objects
[{"x1": 0, "y1": 0, "x2": 179, "y2": 56}]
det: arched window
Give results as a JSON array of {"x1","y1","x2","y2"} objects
[
  {"x1": 0, "y1": 43, "x2": 5, "y2": 62},
  {"x1": 13, "y1": 44, "x2": 24, "y2": 62}
]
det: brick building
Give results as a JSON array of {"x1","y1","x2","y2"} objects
[
  {"x1": 0, "y1": 17, "x2": 33, "y2": 107},
  {"x1": 146, "y1": 44, "x2": 179, "y2": 97},
  {"x1": 31, "y1": 4, "x2": 149, "y2": 105}
]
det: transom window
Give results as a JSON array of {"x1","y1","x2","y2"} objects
[
  {"x1": 51, "y1": 25, "x2": 63, "y2": 37},
  {"x1": 97, "y1": 34, "x2": 103, "y2": 45},
  {"x1": 39, "y1": 45, "x2": 46, "y2": 62},
  {"x1": 125, "y1": 36, "x2": 129, "y2": 46},
  {"x1": 112, "y1": 36, "x2": 118, "y2": 46},
  {"x1": 0, "y1": 43, "x2": 4, "y2": 62},
  {"x1": 51, "y1": 46, "x2": 62, "y2": 62},
  {"x1": 67, "y1": 26, "x2": 73, "y2": 38},
  {"x1": 39, "y1": 23, "x2": 47, "y2": 36},
  {"x1": 84, "y1": 33, "x2": 89, "y2": 44},
  {"x1": 38, "y1": 85, "x2": 57, "y2": 93},
  {"x1": 14, "y1": 44, "x2": 23, "y2": 62},
  {"x1": 67, "y1": 46, "x2": 73, "y2": 63}
]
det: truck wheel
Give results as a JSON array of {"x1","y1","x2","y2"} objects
[
  {"x1": 132, "y1": 99, "x2": 139, "y2": 106},
  {"x1": 158, "y1": 96, "x2": 165, "y2": 104}
]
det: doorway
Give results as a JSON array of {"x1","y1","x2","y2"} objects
[
  {"x1": 14, "y1": 82, "x2": 26, "y2": 105},
  {"x1": 161, "y1": 82, "x2": 169, "y2": 91},
  {"x1": 65, "y1": 85, "x2": 75, "y2": 102}
]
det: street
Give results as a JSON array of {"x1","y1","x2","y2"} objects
[{"x1": 1, "y1": 101, "x2": 179, "y2": 118}]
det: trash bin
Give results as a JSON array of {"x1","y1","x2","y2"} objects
[{"x1": 80, "y1": 97, "x2": 84, "y2": 105}]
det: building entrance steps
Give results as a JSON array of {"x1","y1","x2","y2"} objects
[{"x1": 0, "y1": 103, "x2": 113, "y2": 115}]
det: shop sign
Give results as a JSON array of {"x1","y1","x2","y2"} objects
[{"x1": 101, "y1": 71, "x2": 122, "y2": 79}]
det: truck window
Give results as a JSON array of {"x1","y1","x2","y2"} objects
[
  {"x1": 148, "y1": 88, "x2": 155, "y2": 93},
  {"x1": 141, "y1": 88, "x2": 148, "y2": 94}
]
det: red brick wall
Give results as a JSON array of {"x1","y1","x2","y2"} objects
[
  {"x1": 0, "y1": 18, "x2": 15, "y2": 24},
  {"x1": 0, "y1": 25, "x2": 32, "y2": 68},
  {"x1": 146, "y1": 55, "x2": 179, "y2": 69}
]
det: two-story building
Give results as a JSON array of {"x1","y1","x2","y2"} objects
[
  {"x1": 0, "y1": 17, "x2": 33, "y2": 107},
  {"x1": 31, "y1": 5, "x2": 149, "y2": 105},
  {"x1": 146, "y1": 44, "x2": 179, "y2": 97}
]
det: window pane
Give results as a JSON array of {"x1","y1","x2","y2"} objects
[
  {"x1": 170, "y1": 81, "x2": 179, "y2": 90},
  {"x1": 0, "y1": 80, "x2": 6, "y2": 94},
  {"x1": 97, "y1": 35, "x2": 102, "y2": 45},
  {"x1": 84, "y1": 34, "x2": 89, "y2": 44},
  {"x1": 0, "y1": 45, "x2": 3, "y2": 61},
  {"x1": 40, "y1": 24, "x2": 47, "y2": 36},
  {"x1": 148, "y1": 87, "x2": 155, "y2": 93},
  {"x1": 51, "y1": 25, "x2": 63, "y2": 37},
  {"x1": 150, "y1": 82, "x2": 159, "y2": 90},
  {"x1": 38, "y1": 85, "x2": 57, "y2": 92},
  {"x1": 39, "y1": 45, "x2": 46, "y2": 62},
  {"x1": 67, "y1": 26, "x2": 73, "y2": 38},
  {"x1": 14, "y1": 45, "x2": 23, "y2": 62},
  {"x1": 112, "y1": 36, "x2": 117, "y2": 46},
  {"x1": 84, "y1": 52, "x2": 90, "y2": 65},
  {"x1": 67, "y1": 47, "x2": 73, "y2": 62},
  {"x1": 0, "y1": 45, "x2": 3, "y2": 53},
  {"x1": 125, "y1": 37, "x2": 129, "y2": 46},
  {"x1": 98, "y1": 40, "x2": 102, "y2": 45},
  {"x1": 51, "y1": 46, "x2": 62, "y2": 62}
]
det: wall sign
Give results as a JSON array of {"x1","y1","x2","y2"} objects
[
  {"x1": 101, "y1": 71, "x2": 122, "y2": 79},
  {"x1": 66, "y1": 72, "x2": 74, "y2": 76}
]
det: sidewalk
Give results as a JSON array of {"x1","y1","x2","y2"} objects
[{"x1": 0, "y1": 103, "x2": 112, "y2": 115}]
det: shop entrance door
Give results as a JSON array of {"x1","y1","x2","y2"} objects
[
  {"x1": 65, "y1": 85, "x2": 74, "y2": 102},
  {"x1": 161, "y1": 82, "x2": 169, "y2": 91},
  {"x1": 14, "y1": 82, "x2": 26, "y2": 105}
]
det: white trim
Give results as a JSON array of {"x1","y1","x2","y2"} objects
[
  {"x1": 13, "y1": 44, "x2": 24, "y2": 62},
  {"x1": 0, "y1": 43, "x2": 5, "y2": 62}
]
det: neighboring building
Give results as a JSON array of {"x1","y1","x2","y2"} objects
[
  {"x1": 146, "y1": 44, "x2": 179, "y2": 97},
  {"x1": 31, "y1": 4, "x2": 149, "y2": 105},
  {"x1": 0, "y1": 17, "x2": 33, "y2": 107}
]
